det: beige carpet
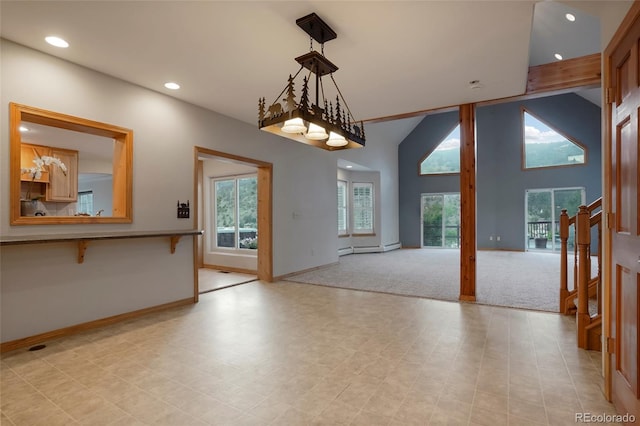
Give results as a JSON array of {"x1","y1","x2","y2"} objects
[{"x1": 285, "y1": 249, "x2": 593, "y2": 312}]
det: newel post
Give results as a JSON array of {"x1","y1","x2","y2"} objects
[
  {"x1": 559, "y1": 209, "x2": 569, "y2": 313},
  {"x1": 576, "y1": 205, "x2": 591, "y2": 349}
]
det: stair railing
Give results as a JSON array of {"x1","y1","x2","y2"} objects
[{"x1": 559, "y1": 198, "x2": 602, "y2": 350}]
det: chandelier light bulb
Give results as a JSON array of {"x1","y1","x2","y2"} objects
[
  {"x1": 326, "y1": 132, "x2": 348, "y2": 147},
  {"x1": 281, "y1": 118, "x2": 306, "y2": 134},
  {"x1": 306, "y1": 122, "x2": 329, "y2": 140}
]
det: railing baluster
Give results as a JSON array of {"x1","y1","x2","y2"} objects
[
  {"x1": 559, "y1": 209, "x2": 569, "y2": 313},
  {"x1": 576, "y1": 205, "x2": 591, "y2": 349}
]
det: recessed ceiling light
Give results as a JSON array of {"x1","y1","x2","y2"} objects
[
  {"x1": 45, "y1": 36, "x2": 69, "y2": 48},
  {"x1": 346, "y1": 165, "x2": 353, "y2": 169},
  {"x1": 19, "y1": 126, "x2": 29, "y2": 132},
  {"x1": 565, "y1": 13, "x2": 576, "y2": 22},
  {"x1": 164, "y1": 82, "x2": 180, "y2": 90},
  {"x1": 554, "y1": 53, "x2": 563, "y2": 60}
]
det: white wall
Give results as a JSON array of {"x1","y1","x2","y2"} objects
[
  {"x1": 0, "y1": 40, "x2": 351, "y2": 342},
  {"x1": 336, "y1": 169, "x2": 382, "y2": 250},
  {"x1": 337, "y1": 119, "x2": 420, "y2": 248},
  {"x1": 78, "y1": 175, "x2": 113, "y2": 216}
]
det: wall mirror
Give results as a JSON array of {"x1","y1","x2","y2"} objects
[{"x1": 10, "y1": 103, "x2": 133, "y2": 225}]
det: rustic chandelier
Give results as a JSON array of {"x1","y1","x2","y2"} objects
[{"x1": 258, "y1": 13, "x2": 365, "y2": 150}]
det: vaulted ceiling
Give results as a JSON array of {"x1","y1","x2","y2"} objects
[{"x1": 0, "y1": 1, "x2": 623, "y2": 139}]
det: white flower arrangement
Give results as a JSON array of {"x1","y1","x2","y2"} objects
[{"x1": 21, "y1": 155, "x2": 67, "y2": 200}]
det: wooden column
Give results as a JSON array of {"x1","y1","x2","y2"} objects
[{"x1": 459, "y1": 104, "x2": 476, "y2": 302}]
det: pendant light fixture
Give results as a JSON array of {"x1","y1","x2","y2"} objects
[{"x1": 258, "y1": 13, "x2": 365, "y2": 150}]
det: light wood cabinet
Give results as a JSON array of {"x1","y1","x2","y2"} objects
[
  {"x1": 20, "y1": 144, "x2": 51, "y2": 183},
  {"x1": 46, "y1": 148, "x2": 78, "y2": 202}
]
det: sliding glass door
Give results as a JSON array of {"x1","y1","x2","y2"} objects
[
  {"x1": 525, "y1": 187, "x2": 584, "y2": 251},
  {"x1": 421, "y1": 193, "x2": 461, "y2": 248}
]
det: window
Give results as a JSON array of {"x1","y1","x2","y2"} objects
[
  {"x1": 76, "y1": 190, "x2": 94, "y2": 215},
  {"x1": 523, "y1": 110, "x2": 586, "y2": 169},
  {"x1": 419, "y1": 124, "x2": 460, "y2": 175},
  {"x1": 421, "y1": 193, "x2": 461, "y2": 248},
  {"x1": 212, "y1": 175, "x2": 257, "y2": 250},
  {"x1": 525, "y1": 187, "x2": 585, "y2": 251},
  {"x1": 337, "y1": 180, "x2": 348, "y2": 235},
  {"x1": 352, "y1": 182, "x2": 374, "y2": 234}
]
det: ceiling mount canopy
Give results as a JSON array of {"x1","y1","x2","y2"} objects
[{"x1": 258, "y1": 13, "x2": 365, "y2": 151}]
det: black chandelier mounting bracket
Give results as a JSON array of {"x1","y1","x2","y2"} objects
[{"x1": 258, "y1": 13, "x2": 365, "y2": 151}]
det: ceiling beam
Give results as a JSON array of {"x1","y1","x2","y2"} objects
[{"x1": 525, "y1": 52, "x2": 601, "y2": 95}]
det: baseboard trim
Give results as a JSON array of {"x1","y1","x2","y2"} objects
[
  {"x1": 274, "y1": 261, "x2": 339, "y2": 281},
  {"x1": 1, "y1": 298, "x2": 194, "y2": 353},
  {"x1": 478, "y1": 248, "x2": 526, "y2": 252},
  {"x1": 202, "y1": 264, "x2": 257, "y2": 275}
]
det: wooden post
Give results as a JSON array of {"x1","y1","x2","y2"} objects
[
  {"x1": 459, "y1": 104, "x2": 476, "y2": 302},
  {"x1": 576, "y1": 205, "x2": 591, "y2": 349},
  {"x1": 559, "y1": 209, "x2": 569, "y2": 313}
]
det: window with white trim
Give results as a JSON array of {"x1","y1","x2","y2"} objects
[
  {"x1": 337, "y1": 180, "x2": 348, "y2": 235},
  {"x1": 76, "y1": 191, "x2": 94, "y2": 215},
  {"x1": 352, "y1": 182, "x2": 374, "y2": 234},
  {"x1": 211, "y1": 175, "x2": 258, "y2": 250}
]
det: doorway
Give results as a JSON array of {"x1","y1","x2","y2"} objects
[
  {"x1": 525, "y1": 187, "x2": 585, "y2": 251},
  {"x1": 194, "y1": 147, "x2": 273, "y2": 301},
  {"x1": 421, "y1": 193, "x2": 461, "y2": 248}
]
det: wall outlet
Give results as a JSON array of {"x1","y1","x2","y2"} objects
[
  {"x1": 497, "y1": 236, "x2": 501, "y2": 241},
  {"x1": 489, "y1": 236, "x2": 493, "y2": 241}
]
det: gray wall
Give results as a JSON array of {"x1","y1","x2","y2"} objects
[
  {"x1": 399, "y1": 110, "x2": 459, "y2": 247},
  {"x1": 0, "y1": 40, "x2": 401, "y2": 342},
  {"x1": 399, "y1": 94, "x2": 602, "y2": 250}
]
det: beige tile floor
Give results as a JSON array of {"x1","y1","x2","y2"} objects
[
  {"x1": 198, "y1": 269, "x2": 257, "y2": 294},
  {"x1": 1, "y1": 281, "x2": 622, "y2": 425}
]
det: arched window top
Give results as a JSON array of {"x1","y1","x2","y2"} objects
[
  {"x1": 523, "y1": 109, "x2": 586, "y2": 169},
  {"x1": 419, "y1": 124, "x2": 461, "y2": 175}
]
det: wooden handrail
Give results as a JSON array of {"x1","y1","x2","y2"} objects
[
  {"x1": 586, "y1": 197, "x2": 602, "y2": 213},
  {"x1": 559, "y1": 198, "x2": 602, "y2": 318},
  {"x1": 558, "y1": 199, "x2": 602, "y2": 350}
]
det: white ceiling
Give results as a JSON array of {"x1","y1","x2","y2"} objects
[{"x1": 0, "y1": 1, "x2": 613, "y2": 131}]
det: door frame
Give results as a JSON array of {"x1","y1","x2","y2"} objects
[
  {"x1": 193, "y1": 147, "x2": 273, "y2": 302},
  {"x1": 603, "y1": 0, "x2": 640, "y2": 405}
]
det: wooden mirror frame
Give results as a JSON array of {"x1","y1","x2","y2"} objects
[{"x1": 10, "y1": 103, "x2": 133, "y2": 225}]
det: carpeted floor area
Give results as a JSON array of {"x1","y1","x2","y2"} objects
[{"x1": 284, "y1": 249, "x2": 590, "y2": 312}]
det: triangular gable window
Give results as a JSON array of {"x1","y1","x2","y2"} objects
[
  {"x1": 523, "y1": 110, "x2": 585, "y2": 169},
  {"x1": 419, "y1": 124, "x2": 460, "y2": 175}
]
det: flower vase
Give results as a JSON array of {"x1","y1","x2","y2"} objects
[
  {"x1": 20, "y1": 199, "x2": 37, "y2": 216},
  {"x1": 20, "y1": 199, "x2": 46, "y2": 216}
]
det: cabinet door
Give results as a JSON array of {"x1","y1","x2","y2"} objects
[
  {"x1": 20, "y1": 144, "x2": 51, "y2": 183},
  {"x1": 46, "y1": 148, "x2": 78, "y2": 202}
]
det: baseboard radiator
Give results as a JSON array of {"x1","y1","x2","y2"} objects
[{"x1": 340, "y1": 242, "x2": 401, "y2": 256}]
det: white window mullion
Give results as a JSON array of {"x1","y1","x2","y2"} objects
[
  {"x1": 338, "y1": 180, "x2": 348, "y2": 235},
  {"x1": 353, "y1": 182, "x2": 374, "y2": 234}
]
